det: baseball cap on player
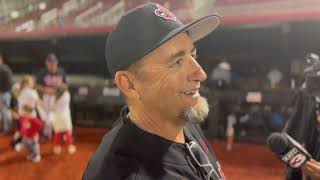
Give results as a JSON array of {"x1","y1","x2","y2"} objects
[
  {"x1": 46, "y1": 53, "x2": 58, "y2": 63},
  {"x1": 106, "y1": 2, "x2": 220, "y2": 77}
]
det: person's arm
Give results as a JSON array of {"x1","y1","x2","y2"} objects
[
  {"x1": 0, "y1": 65, "x2": 13, "y2": 92},
  {"x1": 35, "y1": 83, "x2": 45, "y2": 93},
  {"x1": 35, "y1": 70, "x2": 45, "y2": 93},
  {"x1": 56, "y1": 92, "x2": 70, "y2": 107},
  {"x1": 62, "y1": 68, "x2": 67, "y2": 83},
  {"x1": 36, "y1": 99, "x2": 44, "y2": 107},
  {"x1": 5, "y1": 65, "x2": 13, "y2": 91},
  {"x1": 31, "y1": 118, "x2": 43, "y2": 132},
  {"x1": 302, "y1": 159, "x2": 320, "y2": 180},
  {"x1": 35, "y1": 84, "x2": 56, "y2": 95},
  {"x1": 35, "y1": 71, "x2": 55, "y2": 95}
]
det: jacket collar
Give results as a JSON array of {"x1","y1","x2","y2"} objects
[{"x1": 116, "y1": 106, "x2": 194, "y2": 165}]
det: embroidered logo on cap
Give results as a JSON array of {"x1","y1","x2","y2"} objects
[{"x1": 154, "y1": 4, "x2": 176, "y2": 21}]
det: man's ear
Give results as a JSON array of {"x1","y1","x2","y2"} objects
[{"x1": 114, "y1": 71, "x2": 140, "y2": 100}]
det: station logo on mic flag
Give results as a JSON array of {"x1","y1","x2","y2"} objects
[{"x1": 289, "y1": 154, "x2": 306, "y2": 168}]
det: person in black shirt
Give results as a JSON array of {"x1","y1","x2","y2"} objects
[
  {"x1": 283, "y1": 53, "x2": 320, "y2": 180},
  {"x1": 0, "y1": 53, "x2": 13, "y2": 133},
  {"x1": 35, "y1": 53, "x2": 66, "y2": 93},
  {"x1": 35, "y1": 53, "x2": 66, "y2": 140},
  {"x1": 83, "y1": 3, "x2": 224, "y2": 180}
]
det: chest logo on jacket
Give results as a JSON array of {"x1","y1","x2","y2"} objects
[
  {"x1": 44, "y1": 75, "x2": 63, "y2": 87},
  {"x1": 199, "y1": 138, "x2": 209, "y2": 154}
]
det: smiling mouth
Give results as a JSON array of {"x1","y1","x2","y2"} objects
[{"x1": 183, "y1": 89, "x2": 200, "y2": 97}]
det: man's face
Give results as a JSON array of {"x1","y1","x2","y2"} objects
[
  {"x1": 46, "y1": 61, "x2": 58, "y2": 73},
  {"x1": 29, "y1": 79, "x2": 35, "y2": 88},
  {"x1": 132, "y1": 33, "x2": 209, "y2": 124}
]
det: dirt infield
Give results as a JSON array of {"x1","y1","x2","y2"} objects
[
  {"x1": 212, "y1": 140, "x2": 284, "y2": 180},
  {"x1": 0, "y1": 127, "x2": 284, "y2": 180}
]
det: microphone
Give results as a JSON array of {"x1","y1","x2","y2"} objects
[{"x1": 266, "y1": 132, "x2": 311, "y2": 169}]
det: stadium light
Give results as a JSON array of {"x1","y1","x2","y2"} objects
[
  {"x1": 10, "y1": 11, "x2": 19, "y2": 19},
  {"x1": 39, "y1": 2, "x2": 47, "y2": 10}
]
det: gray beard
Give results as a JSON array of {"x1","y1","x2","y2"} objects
[{"x1": 182, "y1": 96, "x2": 209, "y2": 123}]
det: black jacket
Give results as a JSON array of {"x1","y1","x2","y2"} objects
[
  {"x1": 35, "y1": 68, "x2": 67, "y2": 87},
  {"x1": 83, "y1": 107, "x2": 225, "y2": 180},
  {"x1": 0, "y1": 64, "x2": 13, "y2": 93},
  {"x1": 284, "y1": 90, "x2": 320, "y2": 180}
]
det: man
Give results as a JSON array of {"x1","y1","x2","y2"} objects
[
  {"x1": 284, "y1": 53, "x2": 320, "y2": 180},
  {"x1": 83, "y1": 3, "x2": 224, "y2": 180},
  {"x1": 0, "y1": 53, "x2": 13, "y2": 133},
  {"x1": 35, "y1": 53, "x2": 67, "y2": 139}
]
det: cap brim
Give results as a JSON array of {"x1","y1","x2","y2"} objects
[
  {"x1": 157, "y1": 14, "x2": 221, "y2": 46},
  {"x1": 141, "y1": 15, "x2": 220, "y2": 62},
  {"x1": 186, "y1": 15, "x2": 221, "y2": 42}
]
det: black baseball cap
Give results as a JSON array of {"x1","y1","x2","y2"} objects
[
  {"x1": 106, "y1": 2, "x2": 220, "y2": 76},
  {"x1": 46, "y1": 53, "x2": 58, "y2": 63}
]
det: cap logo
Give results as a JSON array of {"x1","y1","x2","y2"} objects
[{"x1": 154, "y1": 4, "x2": 176, "y2": 21}]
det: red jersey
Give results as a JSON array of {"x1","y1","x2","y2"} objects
[{"x1": 19, "y1": 115, "x2": 43, "y2": 138}]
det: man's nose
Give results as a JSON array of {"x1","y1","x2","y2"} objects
[{"x1": 187, "y1": 58, "x2": 207, "y2": 82}]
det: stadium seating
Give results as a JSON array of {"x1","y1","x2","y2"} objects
[
  {"x1": 0, "y1": 0, "x2": 201, "y2": 34},
  {"x1": 216, "y1": 0, "x2": 302, "y2": 6}
]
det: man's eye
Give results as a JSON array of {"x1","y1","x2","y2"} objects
[
  {"x1": 169, "y1": 59, "x2": 183, "y2": 68},
  {"x1": 175, "y1": 59, "x2": 182, "y2": 65}
]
